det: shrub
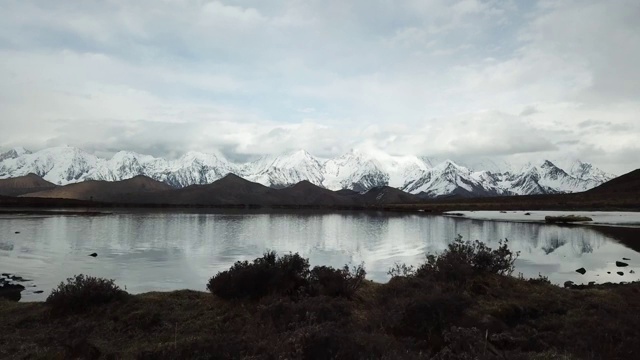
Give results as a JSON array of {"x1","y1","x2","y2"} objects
[
  {"x1": 527, "y1": 273, "x2": 551, "y2": 285},
  {"x1": 416, "y1": 236, "x2": 519, "y2": 282},
  {"x1": 207, "y1": 251, "x2": 367, "y2": 300},
  {"x1": 207, "y1": 251, "x2": 310, "y2": 300},
  {"x1": 308, "y1": 264, "x2": 366, "y2": 298},
  {"x1": 387, "y1": 263, "x2": 416, "y2": 278},
  {"x1": 46, "y1": 274, "x2": 128, "y2": 313}
]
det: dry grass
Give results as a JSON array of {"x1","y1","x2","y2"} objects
[
  {"x1": 2, "y1": 276, "x2": 639, "y2": 359},
  {"x1": 2, "y1": 242, "x2": 640, "y2": 359}
]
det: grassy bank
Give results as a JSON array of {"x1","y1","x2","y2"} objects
[{"x1": 2, "y1": 242, "x2": 640, "y2": 359}]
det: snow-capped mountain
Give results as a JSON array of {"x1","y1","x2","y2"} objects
[
  {"x1": 403, "y1": 161, "x2": 502, "y2": 198},
  {"x1": 0, "y1": 147, "x2": 31, "y2": 162},
  {"x1": 0, "y1": 146, "x2": 99, "y2": 184},
  {"x1": 322, "y1": 150, "x2": 390, "y2": 192},
  {"x1": 569, "y1": 160, "x2": 614, "y2": 184},
  {"x1": 243, "y1": 150, "x2": 324, "y2": 189},
  {"x1": 0, "y1": 146, "x2": 616, "y2": 197},
  {"x1": 321, "y1": 149, "x2": 429, "y2": 192},
  {"x1": 160, "y1": 151, "x2": 237, "y2": 188},
  {"x1": 500, "y1": 160, "x2": 600, "y2": 195}
]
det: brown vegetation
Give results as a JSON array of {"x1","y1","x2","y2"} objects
[{"x1": 2, "y1": 240, "x2": 639, "y2": 359}]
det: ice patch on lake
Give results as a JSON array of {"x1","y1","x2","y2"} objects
[{"x1": 445, "y1": 211, "x2": 640, "y2": 228}]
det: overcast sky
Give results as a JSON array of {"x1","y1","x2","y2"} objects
[{"x1": 1, "y1": 0, "x2": 639, "y2": 173}]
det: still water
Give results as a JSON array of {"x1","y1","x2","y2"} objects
[{"x1": 1, "y1": 210, "x2": 639, "y2": 301}]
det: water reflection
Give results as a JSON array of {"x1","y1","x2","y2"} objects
[{"x1": 1, "y1": 211, "x2": 639, "y2": 301}]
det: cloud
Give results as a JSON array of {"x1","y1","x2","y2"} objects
[
  {"x1": 520, "y1": 105, "x2": 539, "y2": 117},
  {"x1": 0, "y1": 0, "x2": 639, "y2": 174}
]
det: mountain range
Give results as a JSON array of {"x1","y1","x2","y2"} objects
[{"x1": 0, "y1": 146, "x2": 615, "y2": 198}]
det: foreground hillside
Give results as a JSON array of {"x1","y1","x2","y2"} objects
[{"x1": 1, "y1": 242, "x2": 639, "y2": 360}]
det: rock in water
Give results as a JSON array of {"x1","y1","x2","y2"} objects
[
  {"x1": 575, "y1": 268, "x2": 586, "y2": 275},
  {"x1": 89, "y1": 253, "x2": 98, "y2": 257},
  {"x1": 617, "y1": 271, "x2": 624, "y2": 276},
  {"x1": 623, "y1": 257, "x2": 631, "y2": 260},
  {"x1": 0, "y1": 283, "x2": 25, "y2": 301},
  {"x1": 616, "y1": 261, "x2": 629, "y2": 267}
]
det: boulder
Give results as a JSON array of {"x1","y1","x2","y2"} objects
[
  {"x1": 616, "y1": 261, "x2": 629, "y2": 267},
  {"x1": 617, "y1": 271, "x2": 624, "y2": 276},
  {"x1": 575, "y1": 268, "x2": 586, "y2": 275}
]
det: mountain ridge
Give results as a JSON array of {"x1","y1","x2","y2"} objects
[{"x1": 0, "y1": 146, "x2": 616, "y2": 198}]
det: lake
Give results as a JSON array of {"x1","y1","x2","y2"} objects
[{"x1": 2, "y1": 210, "x2": 640, "y2": 301}]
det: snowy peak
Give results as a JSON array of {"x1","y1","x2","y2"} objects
[
  {"x1": 322, "y1": 149, "x2": 389, "y2": 192},
  {"x1": 246, "y1": 150, "x2": 324, "y2": 188},
  {"x1": 0, "y1": 146, "x2": 616, "y2": 197},
  {"x1": 0, "y1": 146, "x2": 99, "y2": 185},
  {"x1": 569, "y1": 160, "x2": 614, "y2": 183},
  {"x1": 403, "y1": 160, "x2": 502, "y2": 198},
  {"x1": 0, "y1": 147, "x2": 31, "y2": 161}
]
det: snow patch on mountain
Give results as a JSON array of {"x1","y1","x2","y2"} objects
[
  {"x1": 0, "y1": 146, "x2": 616, "y2": 197},
  {"x1": 244, "y1": 150, "x2": 324, "y2": 188}
]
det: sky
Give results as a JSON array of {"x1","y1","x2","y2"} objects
[{"x1": 0, "y1": 0, "x2": 639, "y2": 174}]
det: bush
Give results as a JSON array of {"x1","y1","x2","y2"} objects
[
  {"x1": 308, "y1": 264, "x2": 366, "y2": 298},
  {"x1": 387, "y1": 263, "x2": 416, "y2": 278},
  {"x1": 207, "y1": 251, "x2": 367, "y2": 300},
  {"x1": 527, "y1": 273, "x2": 551, "y2": 285},
  {"x1": 207, "y1": 251, "x2": 310, "y2": 300},
  {"x1": 46, "y1": 274, "x2": 128, "y2": 313},
  {"x1": 416, "y1": 236, "x2": 519, "y2": 282}
]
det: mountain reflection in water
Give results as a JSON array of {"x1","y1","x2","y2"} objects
[{"x1": 1, "y1": 210, "x2": 638, "y2": 301}]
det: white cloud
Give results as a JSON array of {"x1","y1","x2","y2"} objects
[{"x1": 0, "y1": 0, "x2": 639, "y2": 174}]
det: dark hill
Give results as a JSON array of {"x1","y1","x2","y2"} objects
[
  {"x1": 361, "y1": 186, "x2": 424, "y2": 205},
  {"x1": 277, "y1": 181, "x2": 357, "y2": 206},
  {"x1": 587, "y1": 169, "x2": 640, "y2": 195},
  {"x1": 21, "y1": 175, "x2": 172, "y2": 202},
  {"x1": 144, "y1": 173, "x2": 281, "y2": 205},
  {"x1": 335, "y1": 189, "x2": 359, "y2": 196},
  {"x1": 0, "y1": 173, "x2": 57, "y2": 196}
]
